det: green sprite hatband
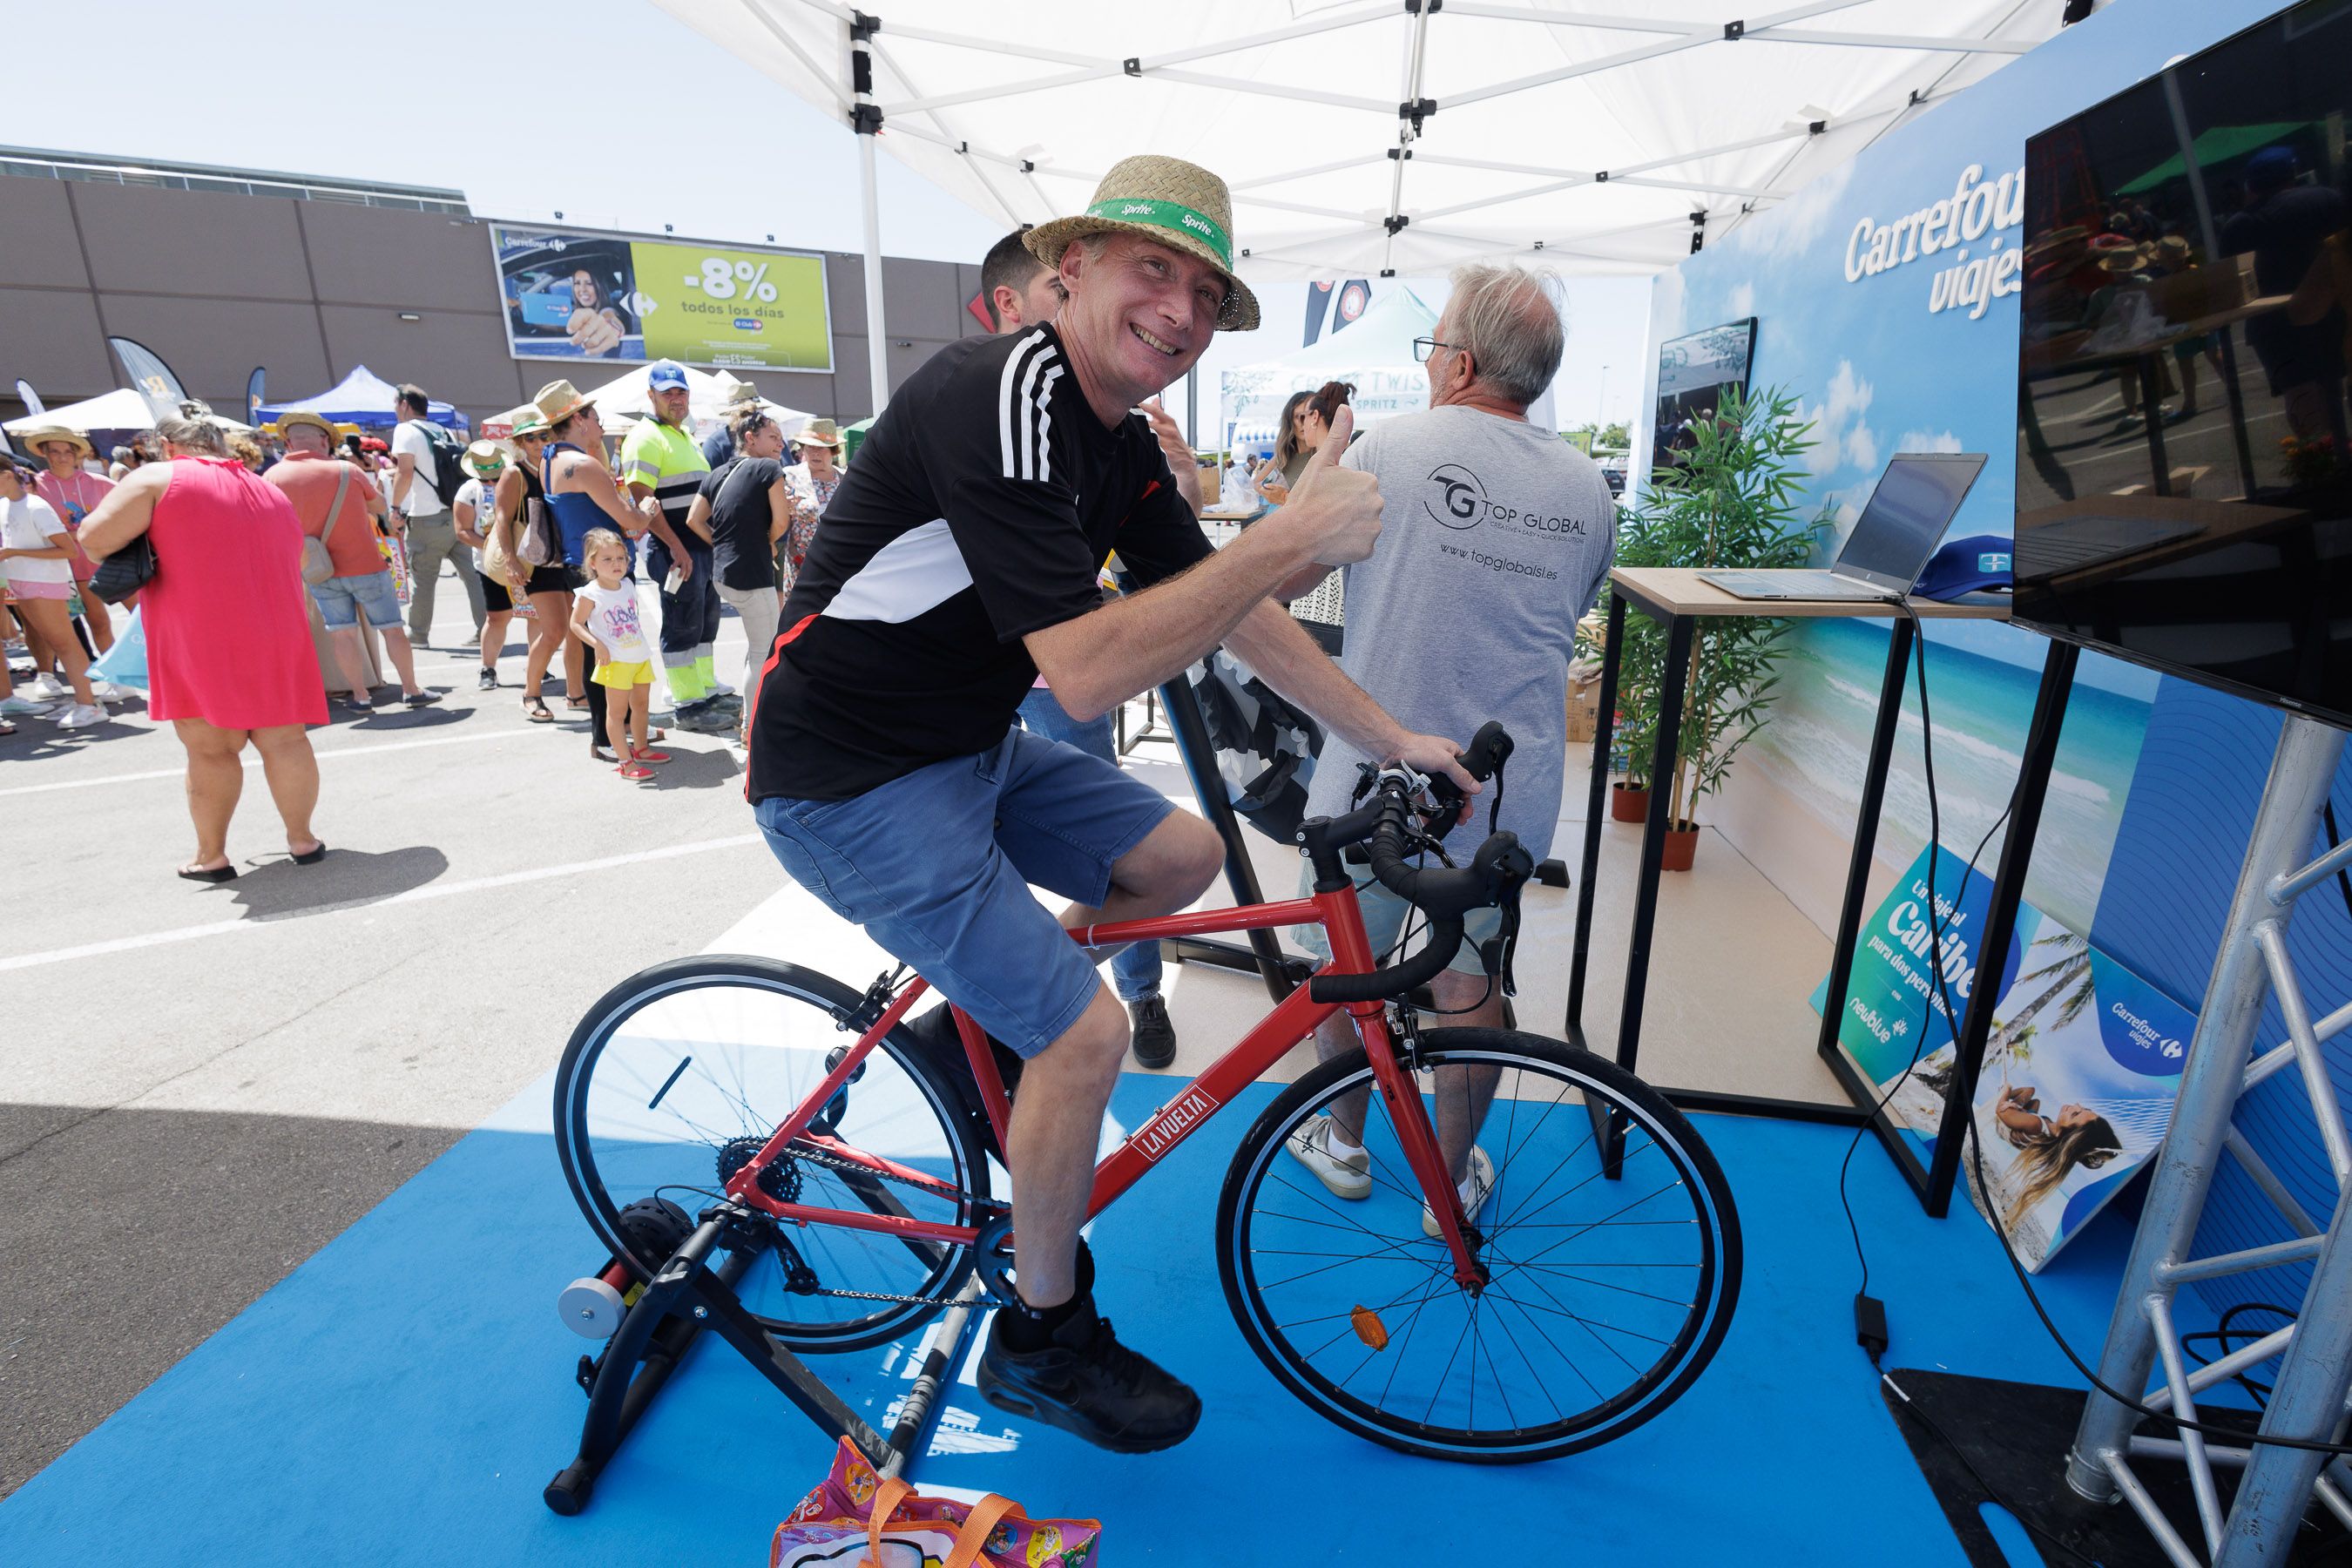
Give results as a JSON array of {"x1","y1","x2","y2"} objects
[{"x1": 1083, "y1": 198, "x2": 1233, "y2": 269}]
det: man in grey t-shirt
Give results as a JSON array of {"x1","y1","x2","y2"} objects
[{"x1": 1286, "y1": 263, "x2": 1616, "y2": 1231}]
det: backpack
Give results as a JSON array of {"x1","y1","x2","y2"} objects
[
  {"x1": 404, "y1": 418, "x2": 471, "y2": 509},
  {"x1": 1187, "y1": 647, "x2": 1326, "y2": 844}
]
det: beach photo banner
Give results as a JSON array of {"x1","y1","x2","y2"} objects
[
  {"x1": 1815, "y1": 842, "x2": 2190, "y2": 1269},
  {"x1": 488, "y1": 222, "x2": 832, "y2": 373}
]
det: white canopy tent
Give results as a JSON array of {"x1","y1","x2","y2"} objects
[
  {"x1": 1220, "y1": 287, "x2": 1437, "y2": 456},
  {"x1": 651, "y1": 0, "x2": 2071, "y2": 412},
  {"x1": 4, "y1": 388, "x2": 171, "y2": 438},
  {"x1": 4, "y1": 389, "x2": 251, "y2": 449}
]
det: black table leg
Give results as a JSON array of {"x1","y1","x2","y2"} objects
[
  {"x1": 1590, "y1": 611, "x2": 1695, "y2": 1174},
  {"x1": 1922, "y1": 641, "x2": 2078, "y2": 1217},
  {"x1": 1566, "y1": 591, "x2": 1627, "y2": 1043}
]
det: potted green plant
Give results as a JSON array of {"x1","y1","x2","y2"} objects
[{"x1": 1590, "y1": 384, "x2": 1821, "y2": 868}]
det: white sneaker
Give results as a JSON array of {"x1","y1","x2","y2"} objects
[
  {"x1": 1286, "y1": 1114, "x2": 1372, "y2": 1200},
  {"x1": 0, "y1": 694, "x2": 53, "y2": 717},
  {"x1": 53, "y1": 702, "x2": 107, "y2": 730},
  {"x1": 88, "y1": 679, "x2": 128, "y2": 704},
  {"x1": 25, "y1": 676, "x2": 66, "y2": 700},
  {"x1": 1422, "y1": 1146, "x2": 1497, "y2": 1238}
]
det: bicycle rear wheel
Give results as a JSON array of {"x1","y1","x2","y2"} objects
[
  {"x1": 552, "y1": 955, "x2": 991, "y2": 1353},
  {"x1": 1216, "y1": 1029, "x2": 1740, "y2": 1463}
]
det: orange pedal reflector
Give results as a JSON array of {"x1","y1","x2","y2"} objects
[{"x1": 1350, "y1": 1305, "x2": 1389, "y2": 1351}]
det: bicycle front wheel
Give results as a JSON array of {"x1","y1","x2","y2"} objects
[
  {"x1": 552, "y1": 955, "x2": 991, "y2": 1353},
  {"x1": 1216, "y1": 1029, "x2": 1740, "y2": 1463}
]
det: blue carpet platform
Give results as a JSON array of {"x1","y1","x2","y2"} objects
[{"x1": 0, "y1": 1071, "x2": 2208, "y2": 1566}]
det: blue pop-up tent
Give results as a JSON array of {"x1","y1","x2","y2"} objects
[{"x1": 254, "y1": 365, "x2": 467, "y2": 429}]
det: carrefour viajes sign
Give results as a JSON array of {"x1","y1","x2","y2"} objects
[{"x1": 1843, "y1": 164, "x2": 2027, "y2": 321}]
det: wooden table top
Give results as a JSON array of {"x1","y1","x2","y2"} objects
[{"x1": 1610, "y1": 566, "x2": 2011, "y2": 621}]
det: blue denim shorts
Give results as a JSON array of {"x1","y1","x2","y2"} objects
[
  {"x1": 755, "y1": 727, "x2": 1176, "y2": 1058},
  {"x1": 309, "y1": 568, "x2": 402, "y2": 632}
]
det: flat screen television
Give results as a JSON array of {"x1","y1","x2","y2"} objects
[
  {"x1": 1652, "y1": 317, "x2": 1757, "y2": 472},
  {"x1": 2014, "y1": 1, "x2": 2351, "y2": 729}
]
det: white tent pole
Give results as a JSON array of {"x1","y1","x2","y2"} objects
[
  {"x1": 1138, "y1": 71, "x2": 1396, "y2": 114},
  {"x1": 886, "y1": 65, "x2": 1124, "y2": 118},
  {"x1": 1747, "y1": 28, "x2": 2035, "y2": 53},
  {"x1": 1137, "y1": 5, "x2": 1394, "y2": 71},
  {"x1": 1379, "y1": 0, "x2": 1434, "y2": 279},
  {"x1": 852, "y1": 13, "x2": 890, "y2": 416},
  {"x1": 1232, "y1": 153, "x2": 1392, "y2": 192},
  {"x1": 874, "y1": 20, "x2": 1109, "y2": 68}
]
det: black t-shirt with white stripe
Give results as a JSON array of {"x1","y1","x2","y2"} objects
[{"x1": 748, "y1": 325, "x2": 1210, "y2": 802}]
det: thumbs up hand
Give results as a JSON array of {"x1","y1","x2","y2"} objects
[{"x1": 1279, "y1": 404, "x2": 1382, "y2": 567}]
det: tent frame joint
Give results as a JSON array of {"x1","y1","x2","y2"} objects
[
  {"x1": 848, "y1": 9, "x2": 879, "y2": 43},
  {"x1": 1723, "y1": 19, "x2": 1745, "y2": 42},
  {"x1": 1123, "y1": 56, "x2": 1141, "y2": 76}
]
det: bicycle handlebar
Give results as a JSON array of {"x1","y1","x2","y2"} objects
[{"x1": 1307, "y1": 729, "x2": 1531, "y2": 1004}]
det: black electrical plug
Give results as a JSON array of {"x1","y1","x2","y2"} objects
[{"x1": 1855, "y1": 1293, "x2": 1889, "y2": 1366}]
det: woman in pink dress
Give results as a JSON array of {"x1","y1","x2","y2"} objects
[{"x1": 80, "y1": 416, "x2": 330, "y2": 882}]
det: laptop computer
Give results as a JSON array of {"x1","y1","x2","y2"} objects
[{"x1": 1700, "y1": 451, "x2": 1987, "y2": 602}]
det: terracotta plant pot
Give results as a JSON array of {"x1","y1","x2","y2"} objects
[
  {"x1": 1610, "y1": 782, "x2": 1650, "y2": 822},
  {"x1": 1661, "y1": 821, "x2": 1702, "y2": 872}
]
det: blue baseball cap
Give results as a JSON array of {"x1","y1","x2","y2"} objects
[
  {"x1": 2246, "y1": 146, "x2": 2298, "y2": 192},
  {"x1": 1915, "y1": 533, "x2": 2013, "y2": 600},
  {"x1": 646, "y1": 360, "x2": 689, "y2": 391}
]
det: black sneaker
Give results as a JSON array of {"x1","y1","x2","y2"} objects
[
  {"x1": 1127, "y1": 996, "x2": 1177, "y2": 1070},
  {"x1": 476, "y1": 668, "x2": 497, "y2": 692},
  {"x1": 672, "y1": 700, "x2": 734, "y2": 733},
  {"x1": 402, "y1": 689, "x2": 441, "y2": 708},
  {"x1": 977, "y1": 1305, "x2": 1201, "y2": 1453}
]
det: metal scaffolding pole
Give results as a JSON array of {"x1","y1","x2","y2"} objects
[
  {"x1": 2064, "y1": 714, "x2": 2352, "y2": 1566},
  {"x1": 850, "y1": 11, "x2": 890, "y2": 416}
]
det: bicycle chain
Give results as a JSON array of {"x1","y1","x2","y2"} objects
[{"x1": 739, "y1": 1135, "x2": 1006, "y2": 1308}]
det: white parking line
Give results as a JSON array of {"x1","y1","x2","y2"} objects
[
  {"x1": 0, "y1": 833, "x2": 765, "y2": 972},
  {"x1": 0, "y1": 727, "x2": 530, "y2": 798}
]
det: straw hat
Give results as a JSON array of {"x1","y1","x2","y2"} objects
[
  {"x1": 721, "y1": 380, "x2": 762, "y2": 408},
  {"x1": 1023, "y1": 154, "x2": 1259, "y2": 331},
  {"x1": 464, "y1": 439, "x2": 507, "y2": 476},
  {"x1": 533, "y1": 379, "x2": 595, "y2": 426},
  {"x1": 510, "y1": 409, "x2": 552, "y2": 439},
  {"x1": 269, "y1": 409, "x2": 338, "y2": 443},
  {"x1": 17, "y1": 423, "x2": 93, "y2": 460},
  {"x1": 793, "y1": 417, "x2": 846, "y2": 450}
]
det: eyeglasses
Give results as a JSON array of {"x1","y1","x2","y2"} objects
[{"x1": 1411, "y1": 337, "x2": 1463, "y2": 364}]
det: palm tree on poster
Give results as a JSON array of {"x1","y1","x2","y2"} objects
[{"x1": 1983, "y1": 930, "x2": 2095, "y2": 1086}]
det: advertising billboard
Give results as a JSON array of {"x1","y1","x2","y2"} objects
[{"x1": 489, "y1": 223, "x2": 832, "y2": 373}]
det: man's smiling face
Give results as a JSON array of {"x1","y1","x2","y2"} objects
[{"x1": 1057, "y1": 233, "x2": 1223, "y2": 403}]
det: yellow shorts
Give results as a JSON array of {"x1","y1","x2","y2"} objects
[{"x1": 593, "y1": 659, "x2": 653, "y2": 690}]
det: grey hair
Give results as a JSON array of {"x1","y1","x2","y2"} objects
[
  {"x1": 1443, "y1": 263, "x2": 1565, "y2": 407},
  {"x1": 155, "y1": 416, "x2": 228, "y2": 456}
]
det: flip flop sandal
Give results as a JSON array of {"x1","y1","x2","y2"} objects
[
  {"x1": 615, "y1": 762, "x2": 657, "y2": 781},
  {"x1": 565, "y1": 695, "x2": 590, "y2": 710},
  {"x1": 290, "y1": 842, "x2": 328, "y2": 865},
  {"x1": 177, "y1": 862, "x2": 239, "y2": 883},
  {"x1": 523, "y1": 697, "x2": 554, "y2": 722}
]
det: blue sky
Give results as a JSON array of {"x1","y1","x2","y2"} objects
[{"x1": 0, "y1": 0, "x2": 1652, "y2": 441}]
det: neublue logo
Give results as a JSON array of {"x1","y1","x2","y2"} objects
[{"x1": 1979, "y1": 551, "x2": 2011, "y2": 572}]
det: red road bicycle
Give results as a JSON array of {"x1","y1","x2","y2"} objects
[{"x1": 552, "y1": 727, "x2": 1740, "y2": 1463}]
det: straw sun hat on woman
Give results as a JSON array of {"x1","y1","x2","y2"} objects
[{"x1": 1021, "y1": 154, "x2": 1260, "y2": 332}]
